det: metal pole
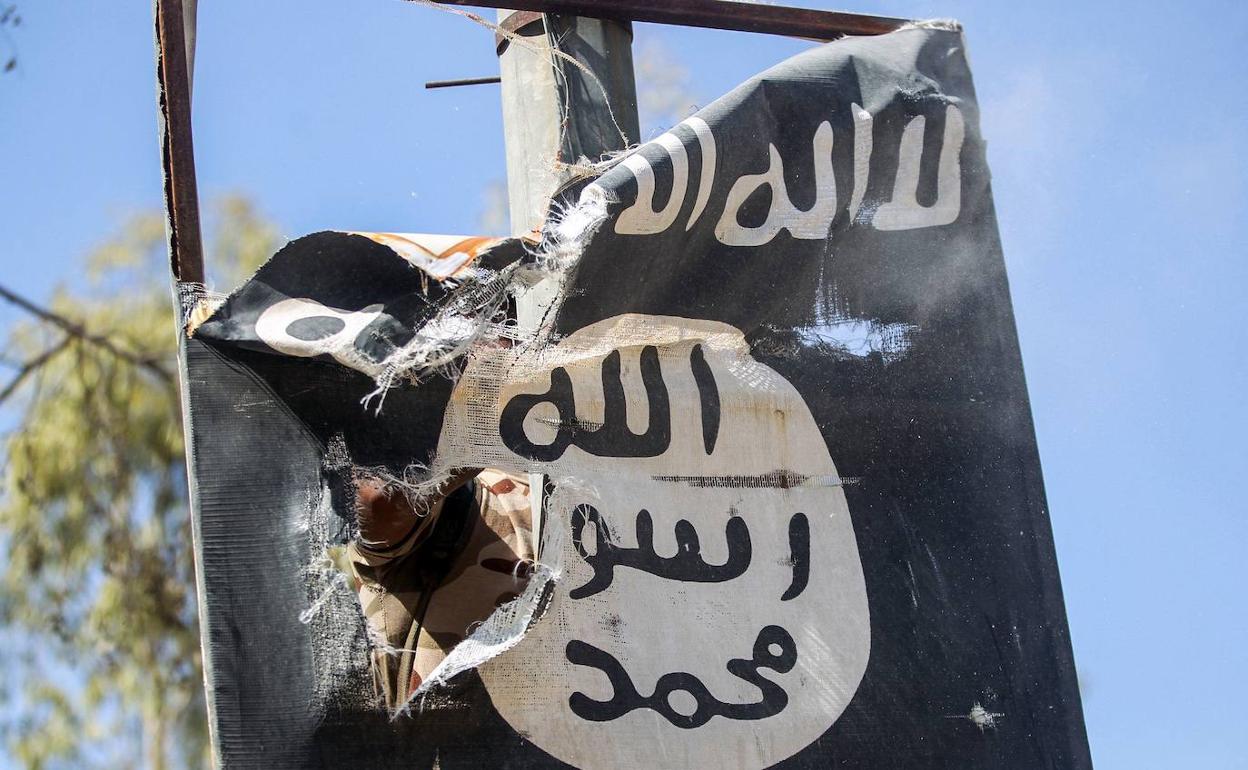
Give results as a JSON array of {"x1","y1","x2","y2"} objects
[
  {"x1": 496, "y1": 9, "x2": 638, "y2": 540},
  {"x1": 497, "y1": 9, "x2": 637, "y2": 329},
  {"x1": 155, "y1": 0, "x2": 205, "y2": 286},
  {"x1": 496, "y1": 10, "x2": 638, "y2": 240},
  {"x1": 154, "y1": 1, "x2": 223, "y2": 763}
]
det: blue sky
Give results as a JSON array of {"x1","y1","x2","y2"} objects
[{"x1": 2, "y1": 1, "x2": 1246, "y2": 767}]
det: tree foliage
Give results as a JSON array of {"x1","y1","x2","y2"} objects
[{"x1": 0, "y1": 197, "x2": 279, "y2": 769}]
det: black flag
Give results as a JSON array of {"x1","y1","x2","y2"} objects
[{"x1": 184, "y1": 26, "x2": 1090, "y2": 768}]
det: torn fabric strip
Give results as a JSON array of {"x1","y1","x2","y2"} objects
[{"x1": 181, "y1": 27, "x2": 1090, "y2": 768}]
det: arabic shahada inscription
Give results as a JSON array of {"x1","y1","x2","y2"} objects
[{"x1": 431, "y1": 315, "x2": 870, "y2": 769}]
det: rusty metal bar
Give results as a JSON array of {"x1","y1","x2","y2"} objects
[
  {"x1": 155, "y1": 0, "x2": 206, "y2": 286},
  {"x1": 448, "y1": 0, "x2": 908, "y2": 40}
]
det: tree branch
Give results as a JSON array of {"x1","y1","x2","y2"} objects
[
  {"x1": 0, "y1": 282, "x2": 173, "y2": 384},
  {"x1": 0, "y1": 335, "x2": 70, "y2": 404}
]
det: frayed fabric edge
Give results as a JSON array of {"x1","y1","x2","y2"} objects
[
  {"x1": 392, "y1": 561, "x2": 558, "y2": 718},
  {"x1": 899, "y1": 18, "x2": 963, "y2": 32},
  {"x1": 365, "y1": 187, "x2": 612, "y2": 710},
  {"x1": 388, "y1": 474, "x2": 598, "y2": 715},
  {"x1": 365, "y1": 182, "x2": 613, "y2": 413}
]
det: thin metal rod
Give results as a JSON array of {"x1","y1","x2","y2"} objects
[
  {"x1": 425, "y1": 75, "x2": 502, "y2": 89},
  {"x1": 445, "y1": 0, "x2": 907, "y2": 39},
  {"x1": 156, "y1": 0, "x2": 206, "y2": 286}
]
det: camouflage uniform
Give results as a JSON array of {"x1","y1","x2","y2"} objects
[{"x1": 348, "y1": 470, "x2": 534, "y2": 710}]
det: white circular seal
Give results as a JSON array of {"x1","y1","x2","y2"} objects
[{"x1": 439, "y1": 315, "x2": 870, "y2": 769}]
